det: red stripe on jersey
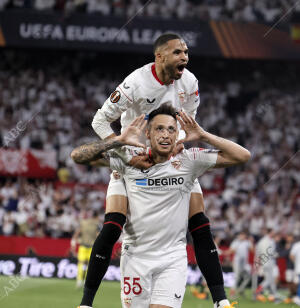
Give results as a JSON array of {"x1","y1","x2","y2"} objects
[
  {"x1": 151, "y1": 64, "x2": 164, "y2": 85},
  {"x1": 192, "y1": 147, "x2": 204, "y2": 151},
  {"x1": 193, "y1": 148, "x2": 196, "y2": 159},
  {"x1": 190, "y1": 223, "x2": 210, "y2": 233},
  {"x1": 104, "y1": 221, "x2": 123, "y2": 231}
]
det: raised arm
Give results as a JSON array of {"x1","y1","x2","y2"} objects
[
  {"x1": 177, "y1": 111, "x2": 251, "y2": 168},
  {"x1": 92, "y1": 75, "x2": 136, "y2": 139},
  {"x1": 71, "y1": 115, "x2": 147, "y2": 165}
]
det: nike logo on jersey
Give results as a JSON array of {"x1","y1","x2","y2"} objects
[
  {"x1": 123, "y1": 82, "x2": 130, "y2": 89},
  {"x1": 96, "y1": 254, "x2": 106, "y2": 259},
  {"x1": 146, "y1": 98, "x2": 156, "y2": 104},
  {"x1": 210, "y1": 249, "x2": 218, "y2": 253},
  {"x1": 175, "y1": 294, "x2": 182, "y2": 299}
]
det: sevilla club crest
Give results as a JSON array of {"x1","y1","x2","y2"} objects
[{"x1": 171, "y1": 160, "x2": 181, "y2": 169}]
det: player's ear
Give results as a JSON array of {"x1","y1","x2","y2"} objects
[
  {"x1": 155, "y1": 52, "x2": 162, "y2": 63},
  {"x1": 146, "y1": 128, "x2": 150, "y2": 140},
  {"x1": 155, "y1": 45, "x2": 165, "y2": 62}
]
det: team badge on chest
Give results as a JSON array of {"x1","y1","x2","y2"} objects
[{"x1": 171, "y1": 160, "x2": 182, "y2": 170}]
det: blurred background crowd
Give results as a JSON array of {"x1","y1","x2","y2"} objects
[
  {"x1": 0, "y1": 0, "x2": 300, "y2": 23},
  {"x1": 0, "y1": 49, "x2": 299, "y2": 244}
]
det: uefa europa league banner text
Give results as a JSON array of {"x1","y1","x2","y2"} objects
[{"x1": 1, "y1": 10, "x2": 300, "y2": 58}]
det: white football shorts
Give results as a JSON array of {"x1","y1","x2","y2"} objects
[
  {"x1": 285, "y1": 269, "x2": 298, "y2": 283},
  {"x1": 106, "y1": 171, "x2": 202, "y2": 198},
  {"x1": 120, "y1": 251, "x2": 187, "y2": 308},
  {"x1": 106, "y1": 171, "x2": 127, "y2": 198}
]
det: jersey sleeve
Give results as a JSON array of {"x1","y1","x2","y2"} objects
[
  {"x1": 107, "y1": 146, "x2": 145, "y2": 164},
  {"x1": 92, "y1": 71, "x2": 137, "y2": 139},
  {"x1": 183, "y1": 148, "x2": 218, "y2": 177},
  {"x1": 183, "y1": 75, "x2": 200, "y2": 119},
  {"x1": 108, "y1": 150, "x2": 126, "y2": 174}
]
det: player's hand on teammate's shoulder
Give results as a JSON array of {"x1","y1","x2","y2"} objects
[
  {"x1": 128, "y1": 153, "x2": 153, "y2": 169},
  {"x1": 176, "y1": 111, "x2": 206, "y2": 144}
]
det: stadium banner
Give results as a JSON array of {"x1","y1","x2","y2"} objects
[
  {"x1": 0, "y1": 231, "x2": 287, "y2": 284},
  {"x1": 0, "y1": 236, "x2": 120, "y2": 259},
  {"x1": 1, "y1": 11, "x2": 300, "y2": 59},
  {"x1": 0, "y1": 149, "x2": 57, "y2": 178},
  {"x1": 0, "y1": 255, "x2": 235, "y2": 286},
  {"x1": 0, "y1": 10, "x2": 220, "y2": 56},
  {"x1": 0, "y1": 236, "x2": 196, "y2": 263}
]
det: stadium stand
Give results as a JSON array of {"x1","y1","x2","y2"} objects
[{"x1": 0, "y1": 0, "x2": 299, "y2": 23}]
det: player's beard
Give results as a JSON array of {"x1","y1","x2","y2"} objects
[{"x1": 165, "y1": 63, "x2": 180, "y2": 80}]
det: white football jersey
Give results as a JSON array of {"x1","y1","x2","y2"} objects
[
  {"x1": 290, "y1": 241, "x2": 300, "y2": 274},
  {"x1": 109, "y1": 148, "x2": 217, "y2": 258},
  {"x1": 256, "y1": 235, "x2": 276, "y2": 267},
  {"x1": 230, "y1": 239, "x2": 251, "y2": 263},
  {"x1": 93, "y1": 62, "x2": 200, "y2": 139}
]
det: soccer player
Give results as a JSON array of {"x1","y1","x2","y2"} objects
[
  {"x1": 290, "y1": 238, "x2": 300, "y2": 306},
  {"x1": 71, "y1": 211, "x2": 100, "y2": 288},
  {"x1": 280, "y1": 234, "x2": 297, "y2": 303},
  {"x1": 255, "y1": 229, "x2": 279, "y2": 301},
  {"x1": 79, "y1": 33, "x2": 229, "y2": 308},
  {"x1": 226, "y1": 231, "x2": 254, "y2": 297},
  {"x1": 72, "y1": 104, "x2": 250, "y2": 307}
]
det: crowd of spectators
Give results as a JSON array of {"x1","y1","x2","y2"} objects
[
  {"x1": 0, "y1": 0, "x2": 299, "y2": 24},
  {"x1": 0, "y1": 49, "x2": 299, "y2": 243},
  {"x1": 0, "y1": 178, "x2": 106, "y2": 237}
]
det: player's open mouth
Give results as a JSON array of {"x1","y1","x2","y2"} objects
[
  {"x1": 159, "y1": 142, "x2": 170, "y2": 148},
  {"x1": 177, "y1": 64, "x2": 186, "y2": 75}
]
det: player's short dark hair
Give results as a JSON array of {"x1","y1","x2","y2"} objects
[
  {"x1": 148, "y1": 103, "x2": 178, "y2": 124},
  {"x1": 153, "y1": 33, "x2": 183, "y2": 53}
]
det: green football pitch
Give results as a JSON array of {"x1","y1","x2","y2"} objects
[{"x1": 0, "y1": 276, "x2": 294, "y2": 308}]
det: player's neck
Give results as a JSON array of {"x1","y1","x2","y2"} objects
[
  {"x1": 151, "y1": 152, "x2": 171, "y2": 164},
  {"x1": 155, "y1": 64, "x2": 173, "y2": 85}
]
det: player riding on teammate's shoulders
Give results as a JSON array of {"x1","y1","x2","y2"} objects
[{"x1": 72, "y1": 102, "x2": 250, "y2": 307}]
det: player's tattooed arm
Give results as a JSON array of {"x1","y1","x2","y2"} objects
[
  {"x1": 70, "y1": 139, "x2": 124, "y2": 164},
  {"x1": 71, "y1": 114, "x2": 148, "y2": 165}
]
